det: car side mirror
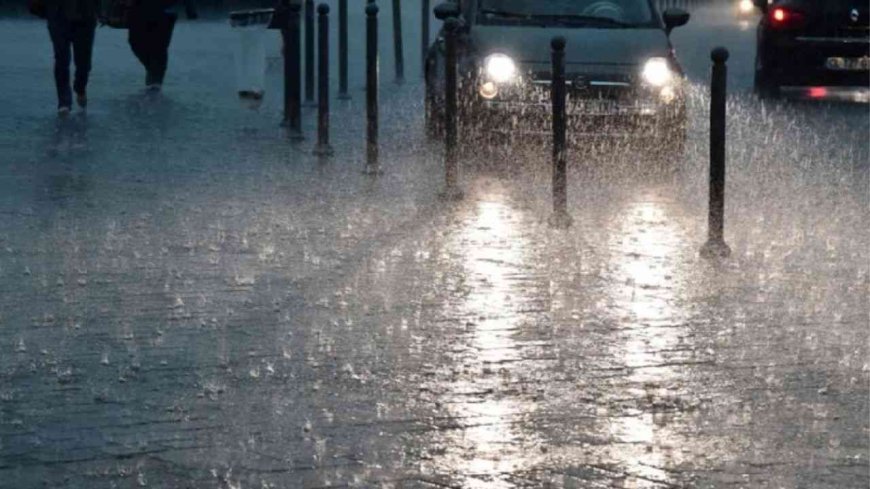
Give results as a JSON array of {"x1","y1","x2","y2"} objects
[
  {"x1": 662, "y1": 8, "x2": 690, "y2": 35},
  {"x1": 433, "y1": 1, "x2": 460, "y2": 21},
  {"x1": 752, "y1": 0, "x2": 768, "y2": 13}
]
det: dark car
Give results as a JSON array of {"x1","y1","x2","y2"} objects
[
  {"x1": 424, "y1": 0, "x2": 691, "y2": 158},
  {"x1": 753, "y1": 0, "x2": 870, "y2": 98}
]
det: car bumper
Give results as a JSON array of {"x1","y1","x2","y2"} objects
[
  {"x1": 468, "y1": 100, "x2": 684, "y2": 140},
  {"x1": 763, "y1": 35, "x2": 870, "y2": 86}
]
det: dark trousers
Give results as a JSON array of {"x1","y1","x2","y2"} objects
[
  {"x1": 128, "y1": 12, "x2": 177, "y2": 85},
  {"x1": 47, "y1": 17, "x2": 96, "y2": 108}
]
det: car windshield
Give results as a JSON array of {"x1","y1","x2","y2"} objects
[{"x1": 478, "y1": 0, "x2": 655, "y2": 26}]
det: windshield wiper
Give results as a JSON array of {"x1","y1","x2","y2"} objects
[
  {"x1": 480, "y1": 8, "x2": 531, "y2": 19},
  {"x1": 530, "y1": 14, "x2": 638, "y2": 28},
  {"x1": 479, "y1": 9, "x2": 638, "y2": 28},
  {"x1": 479, "y1": 8, "x2": 548, "y2": 26}
]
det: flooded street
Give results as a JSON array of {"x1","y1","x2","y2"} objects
[{"x1": 0, "y1": 2, "x2": 867, "y2": 488}]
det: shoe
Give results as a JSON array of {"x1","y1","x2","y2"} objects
[
  {"x1": 57, "y1": 106, "x2": 71, "y2": 117},
  {"x1": 145, "y1": 71, "x2": 164, "y2": 90},
  {"x1": 145, "y1": 83, "x2": 162, "y2": 93},
  {"x1": 238, "y1": 90, "x2": 264, "y2": 100},
  {"x1": 75, "y1": 92, "x2": 87, "y2": 109}
]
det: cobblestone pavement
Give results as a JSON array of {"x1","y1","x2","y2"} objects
[{"x1": 1, "y1": 4, "x2": 868, "y2": 488}]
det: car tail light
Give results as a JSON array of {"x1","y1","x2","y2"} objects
[
  {"x1": 808, "y1": 87, "x2": 827, "y2": 98},
  {"x1": 768, "y1": 7, "x2": 807, "y2": 29}
]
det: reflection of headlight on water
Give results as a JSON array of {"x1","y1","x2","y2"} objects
[
  {"x1": 739, "y1": 0, "x2": 754, "y2": 13},
  {"x1": 659, "y1": 85, "x2": 676, "y2": 104},
  {"x1": 485, "y1": 54, "x2": 517, "y2": 83},
  {"x1": 479, "y1": 81, "x2": 498, "y2": 99},
  {"x1": 641, "y1": 58, "x2": 673, "y2": 87}
]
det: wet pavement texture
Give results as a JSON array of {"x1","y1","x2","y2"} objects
[{"x1": 1, "y1": 3, "x2": 868, "y2": 488}]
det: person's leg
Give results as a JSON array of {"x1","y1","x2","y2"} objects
[
  {"x1": 71, "y1": 20, "x2": 96, "y2": 106},
  {"x1": 144, "y1": 18, "x2": 161, "y2": 85},
  {"x1": 47, "y1": 17, "x2": 73, "y2": 109},
  {"x1": 150, "y1": 12, "x2": 177, "y2": 85},
  {"x1": 128, "y1": 19, "x2": 151, "y2": 80},
  {"x1": 130, "y1": 17, "x2": 159, "y2": 86}
]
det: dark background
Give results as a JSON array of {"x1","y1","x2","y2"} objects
[
  {"x1": 0, "y1": 0, "x2": 731, "y2": 18},
  {"x1": 0, "y1": 0, "x2": 276, "y2": 16}
]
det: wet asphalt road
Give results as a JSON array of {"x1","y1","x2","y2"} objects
[{"x1": 0, "y1": 2, "x2": 868, "y2": 488}]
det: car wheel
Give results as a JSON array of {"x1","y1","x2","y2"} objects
[
  {"x1": 649, "y1": 132, "x2": 685, "y2": 172},
  {"x1": 754, "y1": 65, "x2": 781, "y2": 99},
  {"x1": 424, "y1": 49, "x2": 446, "y2": 143},
  {"x1": 647, "y1": 110, "x2": 686, "y2": 172},
  {"x1": 425, "y1": 90, "x2": 445, "y2": 142}
]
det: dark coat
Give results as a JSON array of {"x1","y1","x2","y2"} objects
[
  {"x1": 130, "y1": 0, "x2": 197, "y2": 21},
  {"x1": 45, "y1": 0, "x2": 100, "y2": 22}
]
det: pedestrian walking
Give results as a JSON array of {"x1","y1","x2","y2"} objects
[
  {"x1": 127, "y1": 0, "x2": 198, "y2": 92},
  {"x1": 41, "y1": 0, "x2": 99, "y2": 116}
]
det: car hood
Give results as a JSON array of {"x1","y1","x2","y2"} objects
[{"x1": 469, "y1": 25, "x2": 671, "y2": 73}]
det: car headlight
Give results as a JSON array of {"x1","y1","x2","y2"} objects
[
  {"x1": 641, "y1": 57, "x2": 674, "y2": 87},
  {"x1": 484, "y1": 54, "x2": 517, "y2": 83},
  {"x1": 739, "y1": 0, "x2": 753, "y2": 13}
]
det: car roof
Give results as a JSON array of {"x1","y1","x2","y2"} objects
[{"x1": 461, "y1": 0, "x2": 665, "y2": 28}]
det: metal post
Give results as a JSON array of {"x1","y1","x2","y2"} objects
[
  {"x1": 391, "y1": 0, "x2": 405, "y2": 83},
  {"x1": 549, "y1": 36, "x2": 572, "y2": 228},
  {"x1": 281, "y1": 0, "x2": 304, "y2": 139},
  {"x1": 421, "y1": 0, "x2": 430, "y2": 76},
  {"x1": 439, "y1": 17, "x2": 462, "y2": 200},
  {"x1": 313, "y1": 3, "x2": 333, "y2": 156},
  {"x1": 701, "y1": 47, "x2": 731, "y2": 259},
  {"x1": 364, "y1": 2, "x2": 381, "y2": 174},
  {"x1": 338, "y1": 0, "x2": 349, "y2": 99},
  {"x1": 304, "y1": 0, "x2": 315, "y2": 105}
]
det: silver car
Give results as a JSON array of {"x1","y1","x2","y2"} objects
[{"x1": 425, "y1": 0, "x2": 691, "y2": 158}]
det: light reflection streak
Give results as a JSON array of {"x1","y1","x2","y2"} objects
[
  {"x1": 434, "y1": 187, "x2": 541, "y2": 488},
  {"x1": 607, "y1": 199, "x2": 691, "y2": 486},
  {"x1": 783, "y1": 86, "x2": 870, "y2": 103}
]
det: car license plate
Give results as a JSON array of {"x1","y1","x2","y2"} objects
[
  {"x1": 569, "y1": 98, "x2": 618, "y2": 113},
  {"x1": 825, "y1": 56, "x2": 870, "y2": 71}
]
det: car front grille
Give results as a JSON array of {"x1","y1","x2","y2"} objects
[
  {"x1": 488, "y1": 72, "x2": 658, "y2": 116},
  {"x1": 482, "y1": 99, "x2": 660, "y2": 117}
]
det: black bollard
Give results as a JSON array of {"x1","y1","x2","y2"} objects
[
  {"x1": 701, "y1": 47, "x2": 731, "y2": 259},
  {"x1": 304, "y1": 0, "x2": 315, "y2": 105},
  {"x1": 364, "y1": 2, "x2": 380, "y2": 174},
  {"x1": 549, "y1": 36, "x2": 572, "y2": 228},
  {"x1": 338, "y1": 0, "x2": 349, "y2": 99},
  {"x1": 421, "y1": 0, "x2": 430, "y2": 76},
  {"x1": 313, "y1": 3, "x2": 333, "y2": 156},
  {"x1": 439, "y1": 17, "x2": 462, "y2": 200},
  {"x1": 360, "y1": 0, "x2": 376, "y2": 93},
  {"x1": 391, "y1": 0, "x2": 405, "y2": 84},
  {"x1": 281, "y1": 0, "x2": 304, "y2": 140}
]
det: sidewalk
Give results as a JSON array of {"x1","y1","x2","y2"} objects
[{"x1": 0, "y1": 13, "x2": 868, "y2": 489}]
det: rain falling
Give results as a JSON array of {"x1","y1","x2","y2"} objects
[{"x1": 0, "y1": 0, "x2": 867, "y2": 487}]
